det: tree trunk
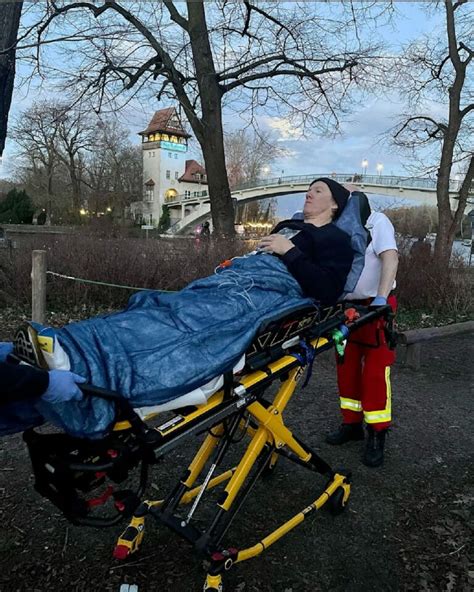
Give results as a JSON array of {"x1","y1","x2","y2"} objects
[
  {"x1": 0, "y1": 1, "x2": 23, "y2": 157},
  {"x1": 433, "y1": 0, "x2": 470, "y2": 268},
  {"x1": 186, "y1": 1, "x2": 235, "y2": 237}
]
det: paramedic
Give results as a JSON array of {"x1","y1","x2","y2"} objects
[
  {"x1": 326, "y1": 191, "x2": 398, "y2": 468},
  {"x1": 0, "y1": 342, "x2": 84, "y2": 404}
]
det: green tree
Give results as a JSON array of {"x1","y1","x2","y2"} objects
[
  {"x1": 0, "y1": 188, "x2": 34, "y2": 223},
  {"x1": 157, "y1": 204, "x2": 170, "y2": 232}
]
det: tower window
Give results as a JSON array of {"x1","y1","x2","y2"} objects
[
  {"x1": 166, "y1": 170, "x2": 171, "y2": 179},
  {"x1": 168, "y1": 152, "x2": 172, "y2": 158},
  {"x1": 174, "y1": 154, "x2": 178, "y2": 159},
  {"x1": 175, "y1": 171, "x2": 179, "y2": 179}
]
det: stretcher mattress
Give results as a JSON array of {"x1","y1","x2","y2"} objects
[{"x1": 2, "y1": 254, "x2": 316, "y2": 438}]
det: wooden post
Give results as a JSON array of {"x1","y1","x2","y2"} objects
[{"x1": 31, "y1": 250, "x2": 47, "y2": 324}]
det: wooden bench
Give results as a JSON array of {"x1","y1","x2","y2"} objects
[{"x1": 398, "y1": 321, "x2": 474, "y2": 370}]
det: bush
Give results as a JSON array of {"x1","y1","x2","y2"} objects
[
  {"x1": 0, "y1": 233, "x2": 248, "y2": 310},
  {"x1": 0, "y1": 189, "x2": 34, "y2": 224},
  {"x1": 396, "y1": 239, "x2": 473, "y2": 322}
]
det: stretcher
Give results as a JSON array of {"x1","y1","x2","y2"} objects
[{"x1": 10, "y1": 302, "x2": 392, "y2": 591}]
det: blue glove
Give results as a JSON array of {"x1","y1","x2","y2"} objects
[
  {"x1": 339, "y1": 325, "x2": 350, "y2": 339},
  {"x1": 371, "y1": 296, "x2": 387, "y2": 307},
  {"x1": 42, "y1": 369, "x2": 86, "y2": 404},
  {"x1": 0, "y1": 342, "x2": 13, "y2": 362}
]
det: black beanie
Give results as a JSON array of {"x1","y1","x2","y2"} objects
[{"x1": 311, "y1": 177, "x2": 350, "y2": 218}]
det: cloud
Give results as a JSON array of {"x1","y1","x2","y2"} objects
[{"x1": 264, "y1": 116, "x2": 304, "y2": 141}]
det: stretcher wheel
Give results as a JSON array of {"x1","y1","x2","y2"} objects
[{"x1": 328, "y1": 487, "x2": 348, "y2": 516}]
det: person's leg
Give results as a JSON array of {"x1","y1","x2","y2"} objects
[
  {"x1": 360, "y1": 316, "x2": 396, "y2": 467},
  {"x1": 326, "y1": 339, "x2": 364, "y2": 444}
]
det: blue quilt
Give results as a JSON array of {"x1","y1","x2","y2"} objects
[{"x1": 1, "y1": 254, "x2": 314, "y2": 439}]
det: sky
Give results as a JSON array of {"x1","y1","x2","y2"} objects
[{"x1": 0, "y1": 1, "x2": 451, "y2": 213}]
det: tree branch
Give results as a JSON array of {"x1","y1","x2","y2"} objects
[
  {"x1": 163, "y1": 1, "x2": 189, "y2": 31},
  {"x1": 460, "y1": 103, "x2": 474, "y2": 119},
  {"x1": 445, "y1": 0, "x2": 462, "y2": 72},
  {"x1": 394, "y1": 116, "x2": 448, "y2": 139},
  {"x1": 242, "y1": 1, "x2": 298, "y2": 43},
  {"x1": 222, "y1": 59, "x2": 357, "y2": 93}
]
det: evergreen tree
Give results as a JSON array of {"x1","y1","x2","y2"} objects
[
  {"x1": 0, "y1": 188, "x2": 34, "y2": 223},
  {"x1": 157, "y1": 205, "x2": 170, "y2": 232}
]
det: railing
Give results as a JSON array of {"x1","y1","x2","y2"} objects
[{"x1": 164, "y1": 173, "x2": 466, "y2": 207}]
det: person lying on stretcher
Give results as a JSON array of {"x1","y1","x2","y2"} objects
[{"x1": 0, "y1": 179, "x2": 353, "y2": 438}]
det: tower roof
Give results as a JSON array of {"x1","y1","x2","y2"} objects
[{"x1": 139, "y1": 107, "x2": 191, "y2": 138}]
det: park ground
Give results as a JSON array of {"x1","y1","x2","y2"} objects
[{"x1": 0, "y1": 316, "x2": 472, "y2": 592}]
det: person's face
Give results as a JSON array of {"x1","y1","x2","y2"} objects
[{"x1": 303, "y1": 181, "x2": 338, "y2": 219}]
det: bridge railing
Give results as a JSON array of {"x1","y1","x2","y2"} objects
[{"x1": 165, "y1": 173, "x2": 465, "y2": 207}]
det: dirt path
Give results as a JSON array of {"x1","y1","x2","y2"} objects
[{"x1": 0, "y1": 334, "x2": 472, "y2": 592}]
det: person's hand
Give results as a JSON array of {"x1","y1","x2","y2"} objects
[
  {"x1": 371, "y1": 296, "x2": 387, "y2": 307},
  {"x1": 257, "y1": 234, "x2": 294, "y2": 256},
  {"x1": 0, "y1": 342, "x2": 13, "y2": 362},
  {"x1": 42, "y1": 369, "x2": 86, "y2": 404}
]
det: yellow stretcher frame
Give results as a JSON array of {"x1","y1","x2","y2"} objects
[
  {"x1": 19, "y1": 305, "x2": 392, "y2": 592},
  {"x1": 112, "y1": 334, "x2": 351, "y2": 592}
]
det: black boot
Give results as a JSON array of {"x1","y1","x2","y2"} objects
[
  {"x1": 326, "y1": 423, "x2": 364, "y2": 445},
  {"x1": 362, "y1": 426, "x2": 387, "y2": 467}
]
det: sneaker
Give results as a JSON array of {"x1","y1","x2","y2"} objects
[
  {"x1": 13, "y1": 322, "x2": 70, "y2": 370},
  {"x1": 13, "y1": 323, "x2": 49, "y2": 369},
  {"x1": 325, "y1": 423, "x2": 364, "y2": 445},
  {"x1": 362, "y1": 426, "x2": 387, "y2": 467}
]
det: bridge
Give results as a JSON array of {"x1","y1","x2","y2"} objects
[{"x1": 165, "y1": 173, "x2": 472, "y2": 234}]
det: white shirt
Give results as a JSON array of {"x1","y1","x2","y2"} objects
[{"x1": 345, "y1": 212, "x2": 397, "y2": 300}]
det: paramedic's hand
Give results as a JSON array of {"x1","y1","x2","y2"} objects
[
  {"x1": 371, "y1": 296, "x2": 387, "y2": 307},
  {"x1": 0, "y1": 342, "x2": 13, "y2": 362},
  {"x1": 257, "y1": 234, "x2": 293, "y2": 256},
  {"x1": 42, "y1": 369, "x2": 86, "y2": 404}
]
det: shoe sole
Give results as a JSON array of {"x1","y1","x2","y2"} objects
[{"x1": 13, "y1": 323, "x2": 49, "y2": 369}]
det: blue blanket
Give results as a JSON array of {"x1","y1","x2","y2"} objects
[{"x1": 1, "y1": 254, "x2": 314, "y2": 438}]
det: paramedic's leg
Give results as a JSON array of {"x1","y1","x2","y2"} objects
[
  {"x1": 360, "y1": 319, "x2": 396, "y2": 467},
  {"x1": 326, "y1": 339, "x2": 364, "y2": 445}
]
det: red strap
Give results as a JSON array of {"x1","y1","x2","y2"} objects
[{"x1": 87, "y1": 485, "x2": 114, "y2": 508}]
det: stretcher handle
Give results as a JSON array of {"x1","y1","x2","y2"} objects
[
  {"x1": 346, "y1": 304, "x2": 392, "y2": 332},
  {"x1": 79, "y1": 383, "x2": 128, "y2": 402}
]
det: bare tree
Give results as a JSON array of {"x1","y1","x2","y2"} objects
[
  {"x1": 56, "y1": 109, "x2": 96, "y2": 213},
  {"x1": 14, "y1": 1, "x2": 385, "y2": 235},
  {"x1": 11, "y1": 102, "x2": 62, "y2": 222},
  {"x1": 392, "y1": 0, "x2": 473, "y2": 267},
  {"x1": 225, "y1": 129, "x2": 280, "y2": 188},
  {"x1": 84, "y1": 120, "x2": 142, "y2": 217},
  {"x1": 0, "y1": 1, "x2": 22, "y2": 157}
]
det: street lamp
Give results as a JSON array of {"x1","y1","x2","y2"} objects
[
  {"x1": 361, "y1": 159, "x2": 368, "y2": 176},
  {"x1": 376, "y1": 163, "x2": 383, "y2": 176}
]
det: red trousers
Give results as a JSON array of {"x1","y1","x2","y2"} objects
[{"x1": 336, "y1": 296, "x2": 397, "y2": 431}]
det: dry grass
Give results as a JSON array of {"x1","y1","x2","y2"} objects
[{"x1": 0, "y1": 234, "x2": 248, "y2": 309}]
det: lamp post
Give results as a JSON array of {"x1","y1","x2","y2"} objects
[
  {"x1": 376, "y1": 163, "x2": 383, "y2": 177},
  {"x1": 361, "y1": 159, "x2": 368, "y2": 177}
]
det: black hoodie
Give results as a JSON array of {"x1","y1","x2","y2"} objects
[{"x1": 271, "y1": 219, "x2": 353, "y2": 305}]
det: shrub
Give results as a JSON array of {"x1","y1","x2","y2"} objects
[
  {"x1": 396, "y1": 239, "x2": 473, "y2": 321},
  {"x1": 0, "y1": 233, "x2": 248, "y2": 310},
  {"x1": 0, "y1": 189, "x2": 35, "y2": 224}
]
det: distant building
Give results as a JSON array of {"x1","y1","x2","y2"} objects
[{"x1": 130, "y1": 107, "x2": 208, "y2": 227}]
